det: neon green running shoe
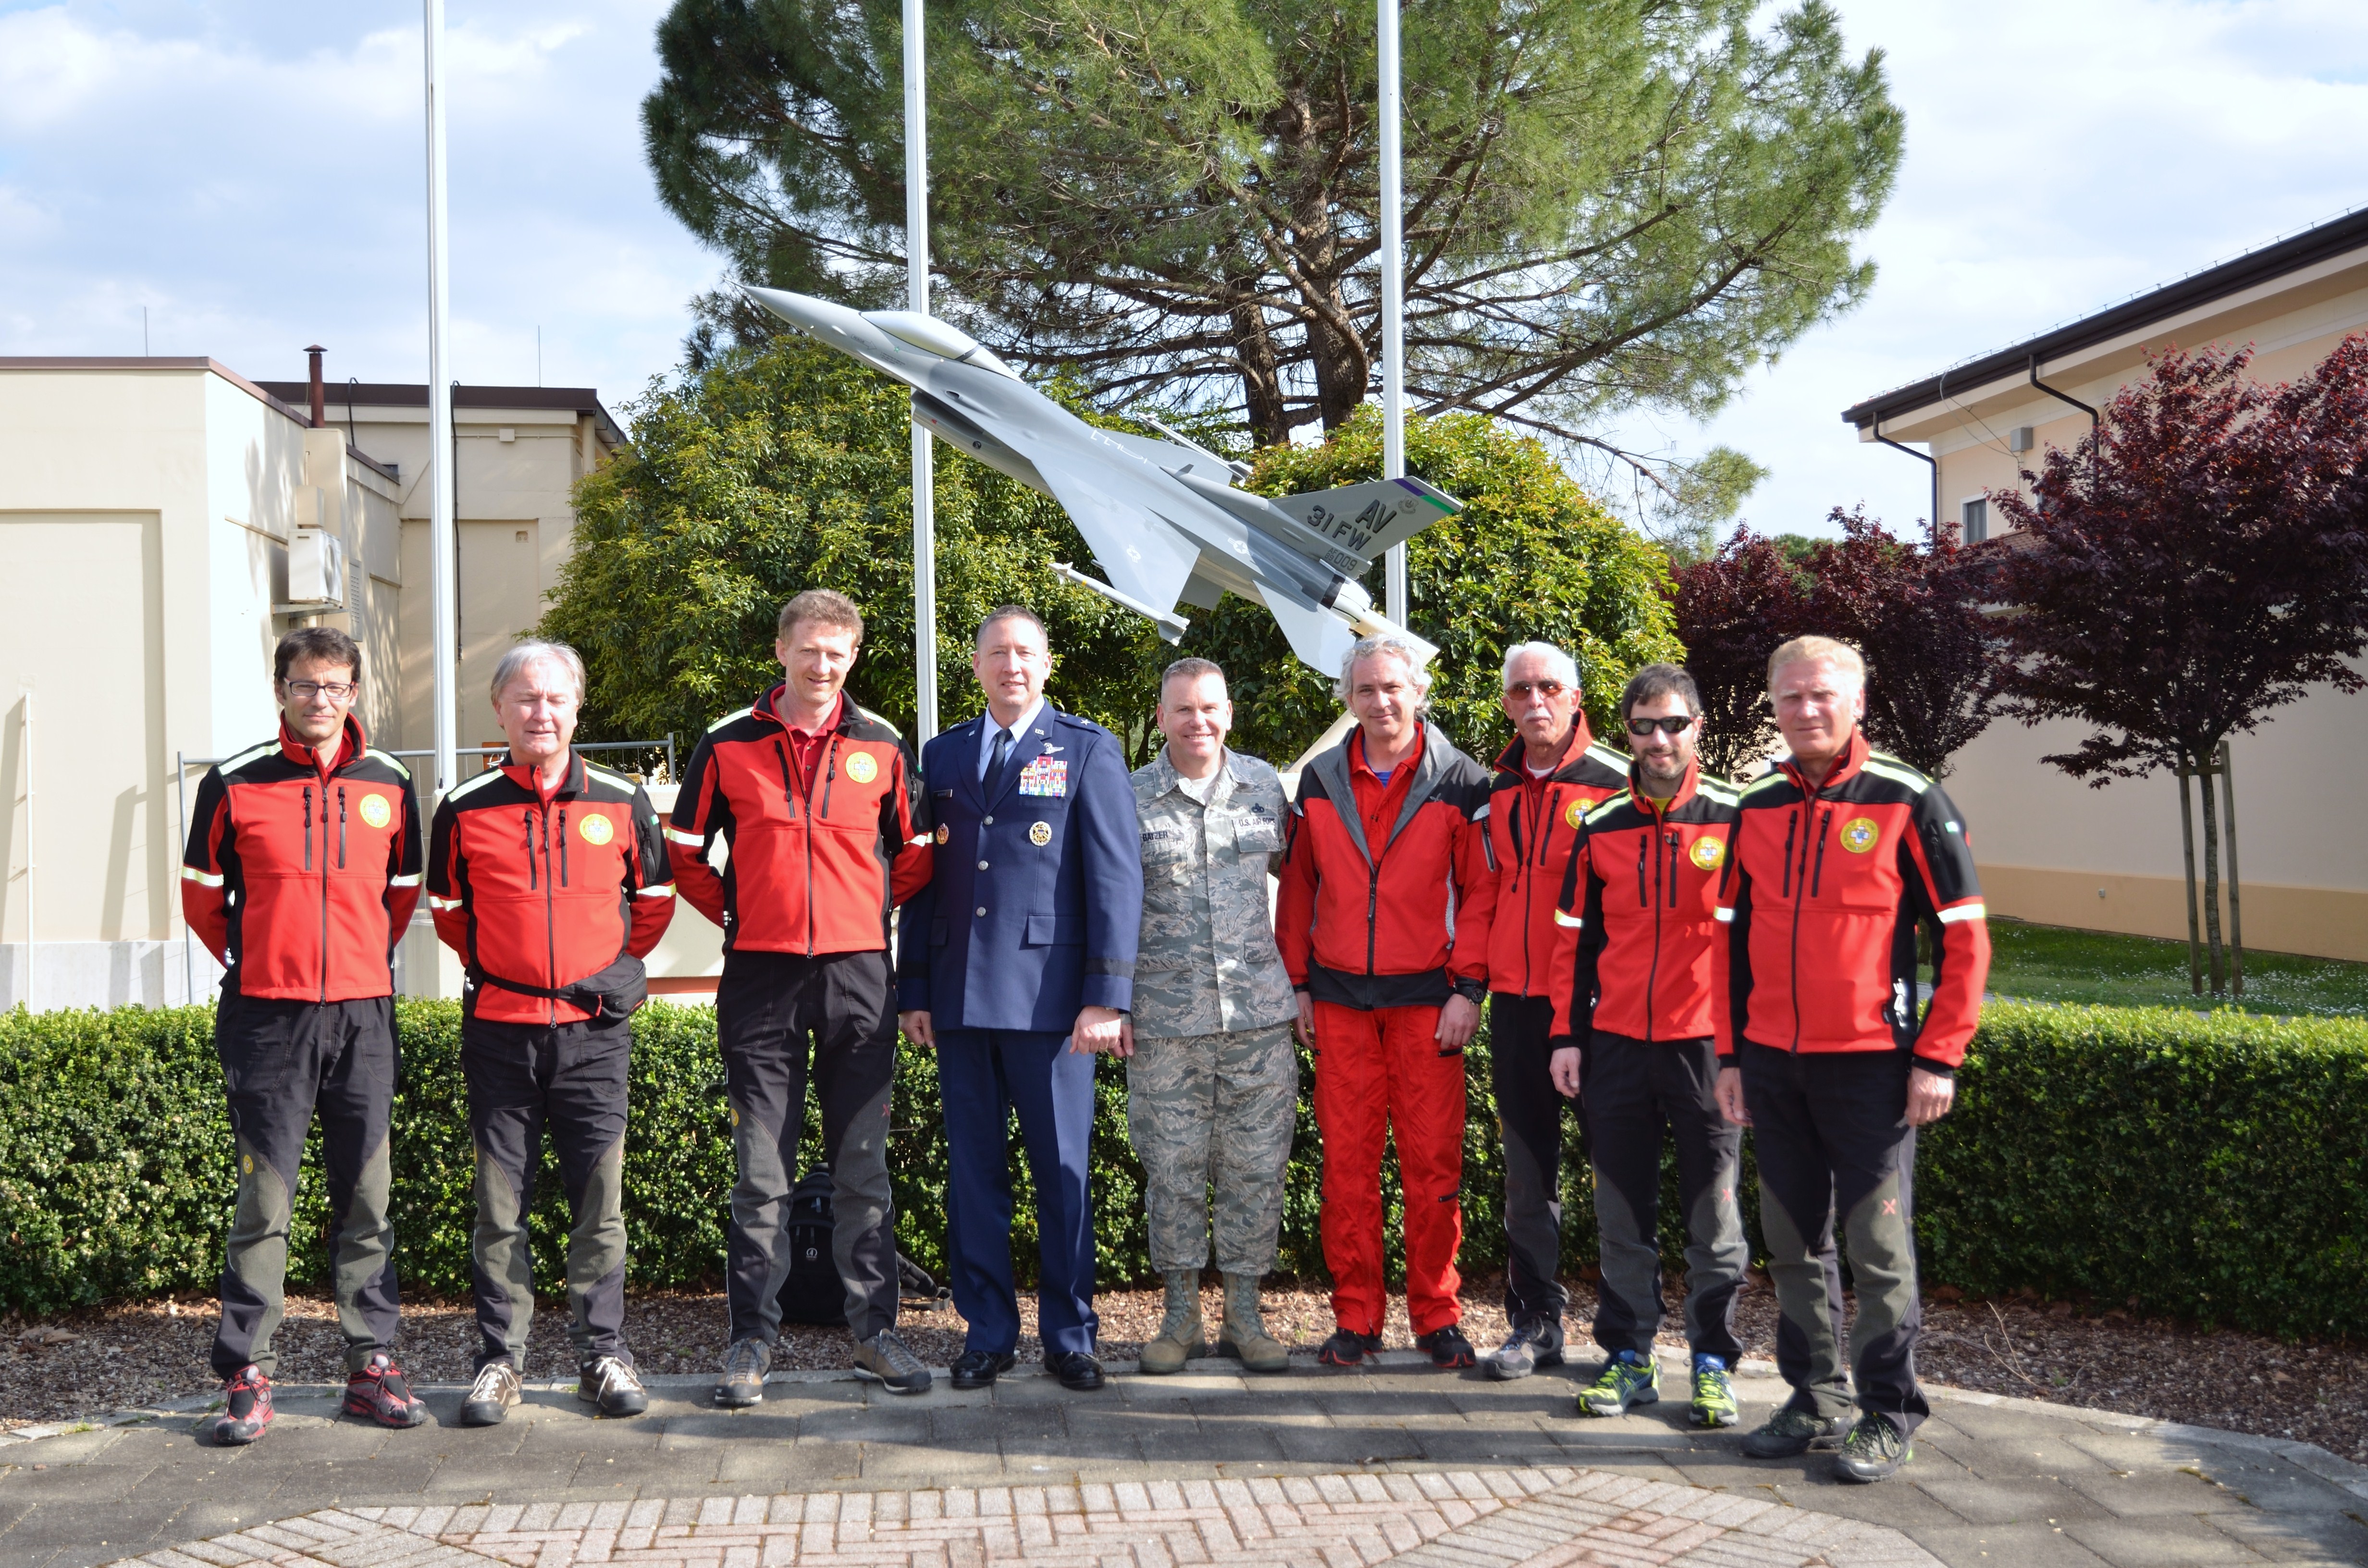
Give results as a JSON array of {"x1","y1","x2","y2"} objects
[
  {"x1": 1687, "y1": 1356, "x2": 1739, "y2": 1428},
  {"x1": 1575, "y1": 1350, "x2": 1659, "y2": 1417}
]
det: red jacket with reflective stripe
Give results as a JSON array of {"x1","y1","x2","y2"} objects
[
  {"x1": 429, "y1": 752, "x2": 675, "y2": 1026},
  {"x1": 668, "y1": 686, "x2": 931, "y2": 956},
  {"x1": 1711, "y1": 732, "x2": 1990, "y2": 1070},
  {"x1": 1548, "y1": 760, "x2": 1738, "y2": 1044},
  {"x1": 1477, "y1": 724, "x2": 1629, "y2": 998},
  {"x1": 180, "y1": 717, "x2": 423, "y2": 1002},
  {"x1": 1275, "y1": 723, "x2": 1495, "y2": 1010}
]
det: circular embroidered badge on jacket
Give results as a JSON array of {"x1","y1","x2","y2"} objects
[
  {"x1": 1029, "y1": 821, "x2": 1053, "y2": 846},
  {"x1": 1840, "y1": 816, "x2": 1880, "y2": 854},
  {"x1": 1564, "y1": 799, "x2": 1585, "y2": 829},
  {"x1": 844, "y1": 751, "x2": 878, "y2": 784},
  {"x1": 1690, "y1": 836, "x2": 1725, "y2": 870},
  {"x1": 579, "y1": 813, "x2": 616, "y2": 846},
  {"x1": 358, "y1": 792, "x2": 392, "y2": 830}
]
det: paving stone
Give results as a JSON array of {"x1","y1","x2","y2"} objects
[
  {"x1": 2206, "y1": 1507, "x2": 2368, "y2": 1564},
  {"x1": 2063, "y1": 1466, "x2": 2249, "y2": 1518},
  {"x1": 2060, "y1": 1513, "x2": 2273, "y2": 1565},
  {"x1": 1905, "y1": 1522, "x2": 2116, "y2": 1565},
  {"x1": 1907, "y1": 1474, "x2": 2113, "y2": 1526}
]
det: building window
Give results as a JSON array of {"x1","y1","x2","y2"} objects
[{"x1": 1961, "y1": 497, "x2": 1989, "y2": 544}]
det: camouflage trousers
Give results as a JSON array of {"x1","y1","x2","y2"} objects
[{"x1": 1125, "y1": 1022, "x2": 1297, "y2": 1274}]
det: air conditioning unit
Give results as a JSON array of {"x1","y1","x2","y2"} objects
[
  {"x1": 287, "y1": 525, "x2": 347, "y2": 607},
  {"x1": 2007, "y1": 426, "x2": 2036, "y2": 453}
]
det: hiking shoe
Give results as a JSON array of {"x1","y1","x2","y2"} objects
[
  {"x1": 1835, "y1": 1412, "x2": 1912, "y2": 1483},
  {"x1": 210, "y1": 1365, "x2": 273, "y2": 1445},
  {"x1": 854, "y1": 1329, "x2": 933, "y2": 1395},
  {"x1": 1317, "y1": 1328, "x2": 1383, "y2": 1367},
  {"x1": 460, "y1": 1360, "x2": 521, "y2": 1427},
  {"x1": 579, "y1": 1354, "x2": 648, "y2": 1417},
  {"x1": 1416, "y1": 1324, "x2": 1477, "y2": 1369},
  {"x1": 714, "y1": 1336, "x2": 771, "y2": 1408},
  {"x1": 1740, "y1": 1405, "x2": 1850, "y2": 1458},
  {"x1": 1575, "y1": 1350, "x2": 1659, "y2": 1416},
  {"x1": 343, "y1": 1352, "x2": 429, "y2": 1429},
  {"x1": 1688, "y1": 1355, "x2": 1739, "y2": 1428},
  {"x1": 1483, "y1": 1319, "x2": 1566, "y2": 1381}
]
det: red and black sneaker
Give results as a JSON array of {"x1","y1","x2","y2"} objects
[
  {"x1": 211, "y1": 1365, "x2": 274, "y2": 1445},
  {"x1": 1317, "y1": 1328, "x2": 1384, "y2": 1368},
  {"x1": 343, "y1": 1352, "x2": 430, "y2": 1429},
  {"x1": 1415, "y1": 1324, "x2": 1477, "y2": 1369}
]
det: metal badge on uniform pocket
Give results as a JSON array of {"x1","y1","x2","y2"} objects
[
  {"x1": 935, "y1": 824, "x2": 950, "y2": 845},
  {"x1": 1029, "y1": 821, "x2": 1052, "y2": 846}
]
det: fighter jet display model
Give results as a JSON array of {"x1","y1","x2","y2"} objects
[{"x1": 740, "y1": 285, "x2": 1459, "y2": 675}]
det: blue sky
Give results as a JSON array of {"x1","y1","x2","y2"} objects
[{"x1": 4, "y1": 0, "x2": 2368, "y2": 537}]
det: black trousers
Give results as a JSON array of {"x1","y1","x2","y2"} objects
[
  {"x1": 210, "y1": 993, "x2": 399, "y2": 1379},
  {"x1": 1741, "y1": 1041, "x2": 1928, "y2": 1434},
  {"x1": 1489, "y1": 993, "x2": 1576, "y2": 1324},
  {"x1": 717, "y1": 949, "x2": 900, "y2": 1343},
  {"x1": 460, "y1": 1015, "x2": 633, "y2": 1373},
  {"x1": 1580, "y1": 1031, "x2": 1747, "y2": 1362}
]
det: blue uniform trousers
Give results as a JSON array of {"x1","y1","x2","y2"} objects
[{"x1": 937, "y1": 1027, "x2": 1099, "y2": 1357}]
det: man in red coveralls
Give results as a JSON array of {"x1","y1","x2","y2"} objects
[
  {"x1": 1715, "y1": 635, "x2": 1990, "y2": 1482},
  {"x1": 1276, "y1": 635, "x2": 1494, "y2": 1369},
  {"x1": 182, "y1": 626, "x2": 428, "y2": 1444},
  {"x1": 429, "y1": 639, "x2": 674, "y2": 1427}
]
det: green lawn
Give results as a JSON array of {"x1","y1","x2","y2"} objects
[{"x1": 1984, "y1": 919, "x2": 2368, "y2": 1017}]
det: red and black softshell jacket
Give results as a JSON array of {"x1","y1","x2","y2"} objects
[
  {"x1": 1276, "y1": 722, "x2": 1496, "y2": 1011},
  {"x1": 181, "y1": 716, "x2": 423, "y2": 1003},
  {"x1": 1711, "y1": 731, "x2": 1990, "y2": 1073},
  {"x1": 428, "y1": 752, "x2": 674, "y2": 1027},
  {"x1": 667, "y1": 686, "x2": 932, "y2": 956},
  {"x1": 1547, "y1": 758, "x2": 1739, "y2": 1045},
  {"x1": 1478, "y1": 723, "x2": 1630, "y2": 998}
]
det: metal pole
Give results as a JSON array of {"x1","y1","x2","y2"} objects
[
  {"x1": 2218, "y1": 739, "x2": 2244, "y2": 998},
  {"x1": 905, "y1": 0, "x2": 939, "y2": 741},
  {"x1": 17, "y1": 687, "x2": 28, "y2": 1013},
  {"x1": 424, "y1": 0, "x2": 459, "y2": 795},
  {"x1": 1378, "y1": 0, "x2": 1408, "y2": 624},
  {"x1": 2177, "y1": 760, "x2": 2201, "y2": 995}
]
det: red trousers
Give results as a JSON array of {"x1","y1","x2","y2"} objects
[{"x1": 1311, "y1": 1000, "x2": 1467, "y2": 1335}]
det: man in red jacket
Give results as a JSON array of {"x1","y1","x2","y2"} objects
[
  {"x1": 1714, "y1": 636, "x2": 1990, "y2": 1483},
  {"x1": 669, "y1": 589, "x2": 934, "y2": 1403},
  {"x1": 1277, "y1": 635, "x2": 1493, "y2": 1368},
  {"x1": 1472, "y1": 642, "x2": 1627, "y2": 1379},
  {"x1": 1546, "y1": 663, "x2": 1748, "y2": 1427},
  {"x1": 429, "y1": 639, "x2": 674, "y2": 1428},
  {"x1": 182, "y1": 626, "x2": 428, "y2": 1445}
]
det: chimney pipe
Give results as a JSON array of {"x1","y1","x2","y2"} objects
[{"x1": 306, "y1": 345, "x2": 326, "y2": 428}]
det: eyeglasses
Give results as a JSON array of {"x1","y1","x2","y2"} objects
[
  {"x1": 283, "y1": 681, "x2": 358, "y2": 703},
  {"x1": 1505, "y1": 680, "x2": 1566, "y2": 698},
  {"x1": 1626, "y1": 715, "x2": 1694, "y2": 736}
]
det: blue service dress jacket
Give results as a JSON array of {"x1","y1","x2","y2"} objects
[{"x1": 897, "y1": 705, "x2": 1142, "y2": 1031}]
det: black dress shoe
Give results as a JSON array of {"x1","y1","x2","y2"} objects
[
  {"x1": 950, "y1": 1349, "x2": 1017, "y2": 1390},
  {"x1": 1048, "y1": 1350, "x2": 1105, "y2": 1391}
]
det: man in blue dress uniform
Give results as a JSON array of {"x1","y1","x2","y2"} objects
[{"x1": 898, "y1": 605, "x2": 1143, "y2": 1391}]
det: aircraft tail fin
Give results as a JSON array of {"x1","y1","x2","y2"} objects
[{"x1": 1263, "y1": 476, "x2": 1461, "y2": 566}]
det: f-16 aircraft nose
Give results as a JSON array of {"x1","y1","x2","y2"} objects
[{"x1": 739, "y1": 284, "x2": 851, "y2": 337}]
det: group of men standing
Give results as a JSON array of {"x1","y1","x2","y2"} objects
[{"x1": 182, "y1": 589, "x2": 1986, "y2": 1487}]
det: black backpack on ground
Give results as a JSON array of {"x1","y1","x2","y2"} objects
[{"x1": 774, "y1": 1166, "x2": 951, "y2": 1328}]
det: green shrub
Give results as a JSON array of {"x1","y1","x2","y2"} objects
[{"x1": 2, "y1": 999, "x2": 2357, "y2": 1340}]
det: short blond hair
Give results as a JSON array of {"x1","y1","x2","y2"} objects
[
  {"x1": 778, "y1": 588, "x2": 864, "y2": 644},
  {"x1": 1767, "y1": 635, "x2": 1867, "y2": 690}
]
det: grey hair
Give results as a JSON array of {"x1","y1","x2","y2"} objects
[
  {"x1": 1333, "y1": 635, "x2": 1433, "y2": 709},
  {"x1": 491, "y1": 638, "x2": 587, "y2": 706},
  {"x1": 1500, "y1": 640, "x2": 1579, "y2": 692}
]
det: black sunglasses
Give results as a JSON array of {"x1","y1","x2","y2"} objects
[{"x1": 1625, "y1": 715, "x2": 1694, "y2": 736}]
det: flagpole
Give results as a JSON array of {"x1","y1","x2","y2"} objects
[
  {"x1": 905, "y1": 0, "x2": 939, "y2": 741},
  {"x1": 423, "y1": 0, "x2": 458, "y2": 792},
  {"x1": 1378, "y1": 0, "x2": 1408, "y2": 624}
]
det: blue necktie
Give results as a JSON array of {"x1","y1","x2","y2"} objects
[{"x1": 985, "y1": 726, "x2": 1014, "y2": 799}]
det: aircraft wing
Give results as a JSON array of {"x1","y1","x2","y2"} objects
[{"x1": 1019, "y1": 442, "x2": 1203, "y2": 618}]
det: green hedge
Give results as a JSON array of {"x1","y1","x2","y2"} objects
[{"x1": 1, "y1": 1000, "x2": 2360, "y2": 1339}]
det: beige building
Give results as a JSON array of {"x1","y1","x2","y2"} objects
[
  {"x1": 0, "y1": 354, "x2": 723, "y2": 1009},
  {"x1": 1842, "y1": 208, "x2": 2368, "y2": 961}
]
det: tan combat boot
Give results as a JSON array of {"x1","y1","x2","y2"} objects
[
  {"x1": 1138, "y1": 1270, "x2": 1204, "y2": 1375},
  {"x1": 1216, "y1": 1273, "x2": 1290, "y2": 1373}
]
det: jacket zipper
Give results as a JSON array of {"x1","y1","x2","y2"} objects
[
  {"x1": 307, "y1": 784, "x2": 326, "y2": 1002},
  {"x1": 541, "y1": 808, "x2": 558, "y2": 1026},
  {"x1": 523, "y1": 810, "x2": 538, "y2": 890},
  {"x1": 337, "y1": 786, "x2": 348, "y2": 869},
  {"x1": 559, "y1": 808, "x2": 571, "y2": 887},
  {"x1": 1778, "y1": 808, "x2": 1796, "y2": 898},
  {"x1": 1635, "y1": 834, "x2": 1649, "y2": 907},
  {"x1": 1810, "y1": 808, "x2": 1832, "y2": 897},
  {"x1": 303, "y1": 786, "x2": 314, "y2": 871},
  {"x1": 1667, "y1": 829, "x2": 1681, "y2": 909},
  {"x1": 774, "y1": 741, "x2": 799, "y2": 820},
  {"x1": 1642, "y1": 808, "x2": 1665, "y2": 1041}
]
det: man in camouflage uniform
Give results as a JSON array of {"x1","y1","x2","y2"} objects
[{"x1": 1122, "y1": 657, "x2": 1297, "y2": 1374}]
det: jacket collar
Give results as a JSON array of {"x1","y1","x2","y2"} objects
[
  {"x1": 278, "y1": 714, "x2": 364, "y2": 776},
  {"x1": 1627, "y1": 755, "x2": 1701, "y2": 815},
  {"x1": 1310, "y1": 719, "x2": 1449, "y2": 868},
  {"x1": 1491, "y1": 714, "x2": 1600, "y2": 783},
  {"x1": 755, "y1": 683, "x2": 849, "y2": 736},
  {"x1": 1778, "y1": 728, "x2": 1868, "y2": 797},
  {"x1": 496, "y1": 748, "x2": 586, "y2": 799},
  {"x1": 1146, "y1": 745, "x2": 1239, "y2": 801}
]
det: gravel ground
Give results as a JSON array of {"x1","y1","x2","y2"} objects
[{"x1": 4, "y1": 1275, "x2": 2361, "y2": 1462}]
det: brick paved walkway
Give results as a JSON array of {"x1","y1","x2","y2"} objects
[{"x1": 113, "y1": 1467, "x2": 1941, "y2": 1568}]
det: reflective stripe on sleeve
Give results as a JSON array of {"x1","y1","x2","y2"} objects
[
  {"x1": 388, "y1": 873, "x2": 421, "y2": 887},
  {"x1": 663, "y1": 826, "x2": 703, "y2": 848},
  {"x1": 635, "y1": 882, "x2": 676, "y2": 899},
  {"x1": 1713, "y1": 906, "x2": 1734, "y2": 923},
  {"x1": 1552, "y1": 910, "x2": 1583, "y2": 929},
  {"x1": 429, "y1": 894, "x2": 464, "y2": 911},
  {"x1": 180, "y1": 866, "x2": 224, "y2": 887},
  {"x1": 1937, "y1": 901, "x2": 1986, "y2": 924}
]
